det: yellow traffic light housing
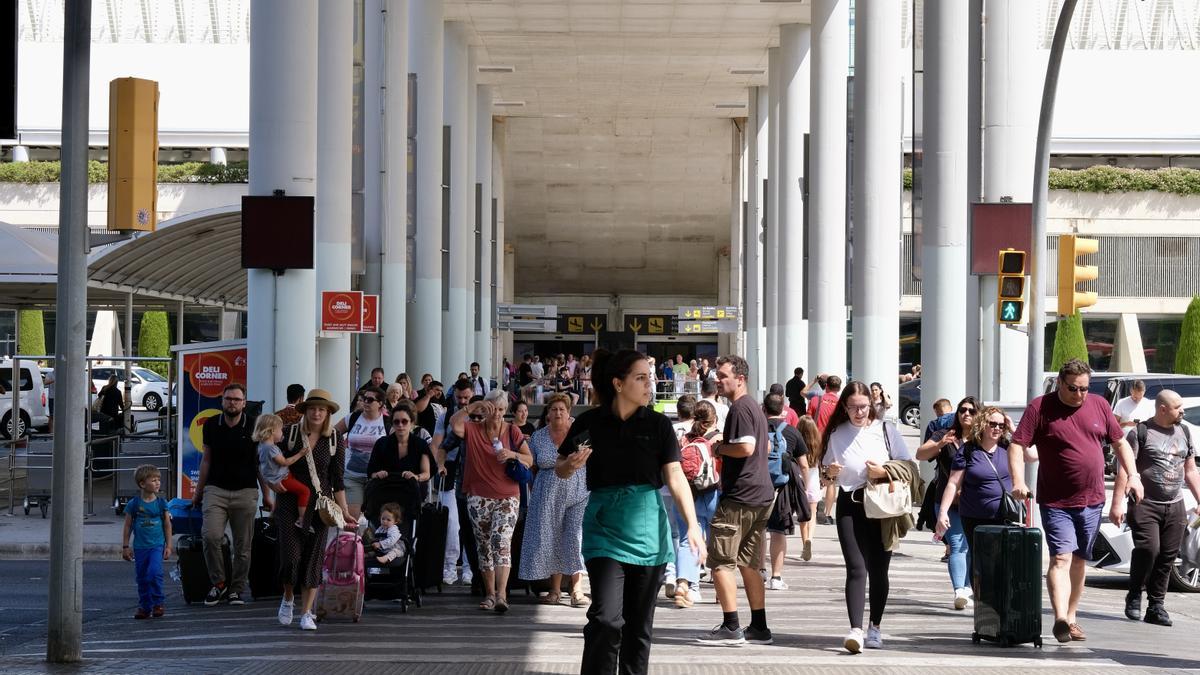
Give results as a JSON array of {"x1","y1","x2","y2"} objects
[
  {"x1": 107, "y1": 77, "x2": 159, "y2": 232},
  {"x1": 997, "y1": 249, "x2": 1026, "y2": 324},
  {"x1": 1057, "y1": 234, "x2": 1099, "y2": 316}
]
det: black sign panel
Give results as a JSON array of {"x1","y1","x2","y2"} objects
[
  {"x1": 624, "y1": 314, "x2": 675, "y2": 335},
  {"x1": 558, "y1": 313, "x2": 607, "y2": 334}
]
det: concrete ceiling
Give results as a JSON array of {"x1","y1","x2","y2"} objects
[{"x1": 445, "y1": 0, "x2": 813, "y2": 297}]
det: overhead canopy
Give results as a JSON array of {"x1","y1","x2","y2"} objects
[{"x1": 0, "y1": 206, "x2": 247, "y2": 311}]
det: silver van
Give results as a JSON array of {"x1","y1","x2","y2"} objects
[{"x1": 0, "y1": 359, "x2": 50, "y2": 438}]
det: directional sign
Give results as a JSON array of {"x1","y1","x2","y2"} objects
[
  {"x1": 647, "y1": 317, "x2": 665, "y2": 335},
  {"x1": 497, "y1": 303, "x2": 557, "y2": 319},
  {"x1": 625, "y1": 314, "x2": 675, "y2": 335},
  {"x1": 559, "y1": 313, "x2": 607, "y2": 334},
  {"x1": 498, "y1": 318, "x2": 558, "y2": 333},
  {"x1": 679, "y1": 319, "x2": 739, "y2": 334},
  {"x1": 678, "y1": 306, "x2": 739, "y2": 320}
]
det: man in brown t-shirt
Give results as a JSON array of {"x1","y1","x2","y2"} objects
[{"x1": 698, "y1": 355, "x2": 775, "y2": 647}]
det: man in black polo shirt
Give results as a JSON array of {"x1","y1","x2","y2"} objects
[{"x1": 191, "y1": 383, "x2": 267, "y2": 606}]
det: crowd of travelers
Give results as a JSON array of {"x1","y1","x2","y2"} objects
[{"x1": 123, "y1": 348, "x2": 1199, "y2": 672}]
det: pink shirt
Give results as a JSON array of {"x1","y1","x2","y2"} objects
[{"x1": 461, "y1": 422, "x2": 522, "y2": 500}]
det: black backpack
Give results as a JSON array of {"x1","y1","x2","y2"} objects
[{"x1": 1135, "y1": 422, "x2": 1194, "y2": 454}]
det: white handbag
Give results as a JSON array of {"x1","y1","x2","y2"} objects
[{"x1": 862, "y1": 474, "x2": 912, "y2": 520}]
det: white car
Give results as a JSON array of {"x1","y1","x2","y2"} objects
[
  {"x1": 90, "y1": 365, "x2": 173, "y2": 412},
  {"x1": 0, "y1": 359, "x2": 50, "y2": 438}
]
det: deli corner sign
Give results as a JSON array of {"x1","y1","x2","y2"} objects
[{"x1": 321, "y1": 291, "x2": 379, "y2": 333}]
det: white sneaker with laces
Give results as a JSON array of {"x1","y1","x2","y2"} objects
[
  {"x1": 843, "y1": 627, "x2": 864, "y2": 654},
  {"x1": 766, "y1": 577, "x2": 789, "y2": 591},
  {"x1": 299, "y1": 612, "x2": 317, "y2": 631},
  {"x1": 954, "y1": 587, "x2": 972, "y2": 610},
  {"x1": 688, "y1": 587, "x2": 702, "y2": 604},
  {"x1": 865, "y1": 625, "x2": 883, "y2": 649},
  {"x1": 277, "y1": 599, "x2": 294, "y2": 626}
]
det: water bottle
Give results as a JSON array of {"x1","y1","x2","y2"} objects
[{"x1": 492, "y1": 437, "x2": 504, "y2": 459}]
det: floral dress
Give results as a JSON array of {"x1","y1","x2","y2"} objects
[{"x1": 518, "y1": 427, "x2": 589, "y2": 579}]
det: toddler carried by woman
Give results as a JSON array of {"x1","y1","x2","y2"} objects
[{"x1": 254, "y1": 413, "x2": 312, "y2": 529}]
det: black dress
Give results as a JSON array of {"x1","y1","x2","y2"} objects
[{"x1": 274, "y1": 425, "x2": 346, "y2": 590}]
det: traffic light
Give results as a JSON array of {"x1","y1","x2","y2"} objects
[
  {"x1": 108, "y1": 77, "x2": 159, "y2": 232},
  {"x1": 1056, "y1": 234, "x2": 1099, "y2": 317},
  {"x1": 997, "y1": 249, "x2": 1026, "y2": 324}
]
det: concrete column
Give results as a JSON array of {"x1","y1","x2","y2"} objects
[
  {"x1": 219, "y1": 311, "x2": 240, "y2": 341},
  {"x1": 209, "y1": 147, "x2": 227, "y2": 165},
  {"x1": 983, "y1": 0, "x2": 1037, "y2": 403},
  {"x1": 176, "y1": 301, "x2": 185, "y2": 345},
  {"x1": 12, "y1": 145, "x2": 30, "y2": 162},
  {"x1": 381, "y1": 0, "x2": 409, "y2": 380},
  {"x1": 494, "y1": 121, "x2": 511, "y2": 367},
  {"x1": 247, "y1": 0, "x2": 318, "y2": 411},
  {"x1": 919, "y1": 0, "x2": 969, "y2": 422},
  {"x1": 1112, "y1": 314, "x2": 1148, "y2": 373},
  {"x1": 718, "y1": 249, "x2": 732, "y2": 356},
  {"x1": 850, "y1": 0, "x2": 902, "y2": 406},
  {"x1": 359, "y1": 0, "x2": 384, "y2": 380},
  {"x1": 726, "y1": 116, "x2": 743, "y2": 360},
  {"x1": 443, "y1": 22, "x2": 470, "y2": 380},
  {"x1": 745, "y1": 86, "x2": 766, "y2": 395},
  {"x1": 778, "y1": 23, "x2": 811, "y2": 383},
  {"x1": 475, "y1": 86, "x2": 494, "y2": 378},
  {"x1": 765, "y1": 47, "x2": 781, "y2": 385},
  {"x1": 407, "y1": 0, "x2": 443, "y2": 378},
  {"x1": 465, "y1": 48, "x2": 478, "y2": 367},
  {"x1": 809, "y1": 0, "x2": 849, "y2": 380},
  {"x1": 315, "y1": 0, "x2": 353, "y2": 410}
]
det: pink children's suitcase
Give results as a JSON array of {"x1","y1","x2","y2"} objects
[{"x1": 315, "y1": 531, "x2": 365, "y2": 622}]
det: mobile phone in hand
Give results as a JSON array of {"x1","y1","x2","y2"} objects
[{"x1": 574, "y1": 430, "x2": 591, "y2": 451}]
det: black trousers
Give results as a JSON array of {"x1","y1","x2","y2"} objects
[
  {"x1": 581, "y1": 557, "x2": 666, "y2": 675},
  {"x1": 835, "y1": 488, "x2": 892, "y2": 629},
  {"x1": 1127, "y1": 498, "x2": 1186, "y2": 604}
]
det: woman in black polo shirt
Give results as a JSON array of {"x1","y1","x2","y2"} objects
[{"x1": 557, "y1": 349, "x2": 705, "y2": 675}]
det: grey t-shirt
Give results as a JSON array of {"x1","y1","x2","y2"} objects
[
  {"x1": 1125, "y1": 421, "x2": 1195, "y2": 504},
  {"x1": 257, "y1": 441, "x2": 290, "y2": 485}
]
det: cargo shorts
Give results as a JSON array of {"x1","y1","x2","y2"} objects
[{"x1": 706, "y1": 497, "x2": 774, "y2": 571}]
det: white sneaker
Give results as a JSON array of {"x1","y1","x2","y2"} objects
[
  {"x1": 865, "y1": 625, "x2": 883, "y2": 649},
  {"x1": 843, "y1": 627, "x2": 864, "y2": 654},
  {"x1": 461, "y1": 572, "x2": 474, "y2": 585},
  {"x1": 766, "y1": 577, "x2": 789, "y2": 591},
  {"x1": 688, "y1": 588, "x2": 702, "y2": 604},
  {"x1": 443, "y1": 575, "x2": 459, "y2": 586},
  {"x1": 298, "y1": 612, "x2": 317, "y2": 631},
  {"x1": 953, "y1": 587, "x2": 971, "y2": 610},
  {"x1": 277, "y1": 598, "x2": 294, "y2": 626}
]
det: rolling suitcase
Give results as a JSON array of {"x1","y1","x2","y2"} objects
[
  {"x1": 248, "y1": 515, "x2": 282, "y2": 600},
  {"x1": 972, "y1": 524, "x2": 1043, "y2": 648},
  {"x1": 175, "y1": 533, "x2": 231, "y2": 605},
  {"x1": 315, "y1": 531, "x2": 365, "y2": 622},
  {"x1": 415, "y1": 477, "x2": 450, "y2": 592}
]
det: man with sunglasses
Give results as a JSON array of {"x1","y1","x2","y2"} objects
[{"x1": 1010, "y1": 358, "x2": 1142, "y2": 644}]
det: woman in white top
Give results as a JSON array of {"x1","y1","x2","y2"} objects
[{"x1": 817, "y1": 381, "x2": 912, "y2": 654}]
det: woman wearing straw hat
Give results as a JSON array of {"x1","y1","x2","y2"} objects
[{"x1": 274, "y1": 389, "x2": 349, "y2": 631}]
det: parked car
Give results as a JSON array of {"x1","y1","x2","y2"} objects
[
  {"x1": 0, "y1": 359, "x2": 50, "y2": 439},
  {"x1": 898, "y1": 378, "x2": 921, "y2": 427},
  {"x1": 90, "y1": 365, "x2": 173, "y2": 412},
  {"x1": 1105, "y1": 375, "x2": 1200, "y2": 408}
]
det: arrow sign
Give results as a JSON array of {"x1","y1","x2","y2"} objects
[
  {"x1": 589, "y1": 317, "x2": 604, "y2": 332},
  {"x1": 629, "y1": 318, "x2": 643, "y2": 334}
]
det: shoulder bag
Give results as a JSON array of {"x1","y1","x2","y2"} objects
[
  {"x1": 981, "y1": 448, "x2": 1025, "y2": 525},
  {"x1": 863, "y1": 421, "x2": 912, "y2": 519},
  {"x1": 302, "y1": 431, "x2": 346, "y2": 529}
]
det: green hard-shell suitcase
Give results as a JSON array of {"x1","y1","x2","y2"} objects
[{"x1": 972, "y1": 525, "x2": 1044, "y2": 648}]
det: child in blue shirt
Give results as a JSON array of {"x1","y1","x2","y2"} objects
[{"x1": 122, "y1": 465, "x2": 173, "y2": 619}]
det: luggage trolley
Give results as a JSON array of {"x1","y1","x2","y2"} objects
[
  {"x1": 21, "y1": 439, "x2": 54, "y2": 517},
  {"x1": 108, "y1": 436, "x2": 171, "y2": 516}
]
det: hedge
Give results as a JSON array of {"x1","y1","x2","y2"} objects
[
  {"x1": 1175, "y1": 296, "x2": 1200, "y2": 375},
  {"x1": 1050, "y1": 312, "x2": 1089, "y2": 371},
  {"x1": 137, "y1": 311, "x2": 171, "y2": 377},
  {"x1": 0, "y1": 160, "x2": 248, "y2": 184},
  {"x1": 17, "y1": 310, "x2": 46, "y2": 358},
  {"x1": 900, "y1": 166, "x2": 1200, "y2": 196}
]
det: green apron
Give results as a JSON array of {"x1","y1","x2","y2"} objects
[{"x1": 582, "y1": 484, "x2": 674, "y2": 567}]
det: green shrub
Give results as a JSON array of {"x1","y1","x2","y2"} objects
[
  {"x1": 17, "y1": 310, "x2": 46, "y2": 358},
  {"x1": 137, "y1": 311, "x2": 171, "y2": 377},
  {"x1": 1175, "y1": 296, "x2": 1200, "y2": 375},
  {"x1": 1051, "y1": 312, "x2": 1089, "y2": 371},
  {"x1": 0, "y1": 160, "x2": 248, "y2": 184},
  {"x1": 901, "y1": 165, "x2": 1200, "y2": 195}
]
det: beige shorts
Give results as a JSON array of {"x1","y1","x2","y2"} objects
[{"x1": 706, "y1": 498, "x2": 773, "y2": 571}]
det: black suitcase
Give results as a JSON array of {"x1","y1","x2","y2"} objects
[
  {"x1": 249, "y1": 516, "x2": 282, "y2": 600},
  {"x1": 972, "y1": 524, "x2": 1043, "y2": 648},
  {"x1": 414, "y1": 479, "x2": 449, "y2": 592},
  {"x1": 176, "y1": 533, "x2": 231, "y2": 604}
]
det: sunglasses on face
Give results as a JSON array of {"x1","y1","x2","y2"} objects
[
  {"x1": 986, "y1": 421, "x2": 1006, "y2": 430},
  {"x1": 1062, "y1": 385, "x2": 1087, "y2": 393},
  {"x1": 362, "y1": 397, "x2": 380, "y2": 404},
  {"x1": 392, "y1": 418, "x2": 411, "y2": 426},
  {"x1": 958, "y1": 407, "x2": 976, "y2": 415}
]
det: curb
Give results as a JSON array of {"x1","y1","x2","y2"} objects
[{"x1": 0, "y1": 542, "x2": 124, "y2": 561}]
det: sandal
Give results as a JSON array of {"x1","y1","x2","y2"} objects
[
  {"x1": 570, "y1": 590, "x2": 591, "y2": 608},
  {"x1": 478, "y1": 595, "x2": 496, "y2": 611},
  {"x1": 538, "y1": 592, "x2": 561, "y2": 606},
  {"x1": 494, "y1": 596, "x2": 509, "y2": 614}
]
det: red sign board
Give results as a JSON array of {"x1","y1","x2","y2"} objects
[
  {"x1": 321, "y1": 291, "x2": 363, "y2": 332},
  {"x1": 970, "y1": 203, "x2": 1033, "y2": 275},
  {"x1": 361, "y1": 295, "x2": 379, "y2": 334}
]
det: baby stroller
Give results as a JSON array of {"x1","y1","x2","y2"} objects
[{"x1": 361, "y1": 476, "x2": 422, "y2": 612}]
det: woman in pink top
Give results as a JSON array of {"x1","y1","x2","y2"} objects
[{"x1": 450, "y1": 388, "x2": 533, "y2": 613}]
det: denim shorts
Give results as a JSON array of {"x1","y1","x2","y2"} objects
[{"x1": 1040, "y1": 503, "x2": 1103, "y2": 558}]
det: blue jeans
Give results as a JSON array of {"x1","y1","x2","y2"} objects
[
  {"x1": 134, "y1": 546, "x2": 165, "y2": 610},
  {"x1": 941, "y1": 506, "x2": 969, "y2": 591},
  {"x1": 672, "y1": 489, "x2": 719, "y2": 584}
]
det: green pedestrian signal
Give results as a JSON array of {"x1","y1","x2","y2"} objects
[
  {"x1": 999, "y1": 299, "x2": 1024, "y2": 324},
  {"x1": 997, "y1": 249, "x2": 1027, "y2": 324}
]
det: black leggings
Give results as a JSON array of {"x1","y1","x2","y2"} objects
[
  {"x1": 582, "y1": 557, "x2": 666, "y2": 675},
  {"x1": 836, "y1": 488, "x2": 892, "y2": 629}
]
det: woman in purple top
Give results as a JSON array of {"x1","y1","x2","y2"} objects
[{"x1": 936, "y1": 406, "x2": 1014, "y2": 566}]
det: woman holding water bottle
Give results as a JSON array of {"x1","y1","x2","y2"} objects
[
  {"x1": 557, "y1": 348, "x2": 706, "y2": 675},
  {"x1": 450, "y1": 388, "x2": 533, "y2": 614}
]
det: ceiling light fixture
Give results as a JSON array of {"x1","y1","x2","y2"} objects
[
  {"x1": 729, "y1": 68, "x2": 766, "y2": 75},
  {"x1": 479, "y1": 65, "x2": 515, "y2": 73},
  {"x1": 714, "y1": 103, "x2": 747, "y2": 109},
  {"x1": 494, "y1": 100, "x2": 526, "y2": 107},
  {"x1": 759, "y1": 0, "x2": 806, "y2": 3}
]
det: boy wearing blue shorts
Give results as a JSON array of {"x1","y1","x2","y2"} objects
[{"x1": 122, "y1": 465, "x2": 173, "y2": 619}]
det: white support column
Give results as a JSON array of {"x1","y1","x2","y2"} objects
[
  {"x1": 494, "y1": 120, "x2": 511, "y2": 368},
  {"x1": 12, "y1": 145, "x2": 30, "y2": 162},
  {"x1": 850, "y1": 0, "x2": 902, "y2": 406},
  {"x1": 443, "y1": 22, "x2": 470, "y2": 381},
  {"x1": 983, "y1": 0, "x2": 1037, "y2": 403},
  {"x1": 208, "y1": 147, "x2": 227, "y2": 165},
  {"x1": 765, "y1": 47, "x2": 781, "y2": 385},
  {"x1": 475, "y1": 85, "x2": 494, "y2": 378},
  {"x1": 359, "y1": 0, "x2": 384, "y2": 381},
  {"x1": 919, "y1": 0, "x2": 969, "y2": 422},
  {"x1": 407, "y1": 0, "x2": 443, "y2": 378},
  {"x1": 746, "y1": 86, "x2": 767, "y2": 396},
  {"x1": 726, "y1": 116, "x2": 743, "y2": 359},
  {"x1": 809, "y1": 0, "x2": 849, "y2": 380},
  {"x1": 381, "y1": 0, "x2": 409, "y2": 380},
  {"x1": 247, "y1": 0, "x2": 318, "y2": 411},
  {"x1": 315, "y1": 0, "x2": 354, "y2": 410},
  {"x1": 778, "y1": 23, "x2": 811, "y2": 383},
  {"x1": 465, "y1": 48, "x2": 478, "y2": 368}
]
